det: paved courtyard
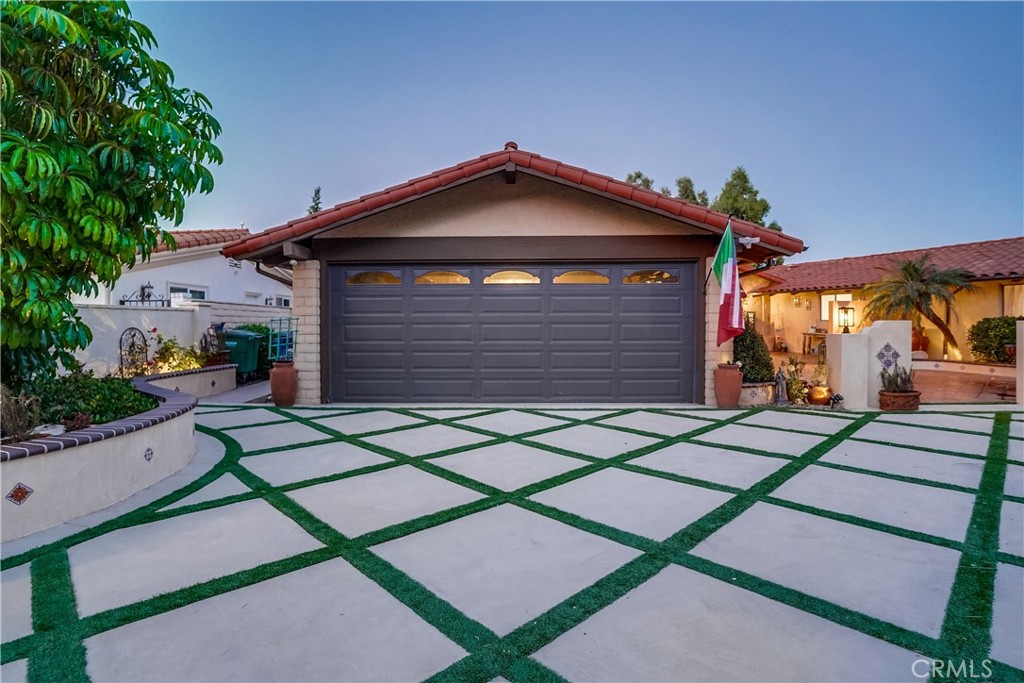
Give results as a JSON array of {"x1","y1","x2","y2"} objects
[{"x1": 2, "y1": 404, "x2": 1022, "y2": 682}]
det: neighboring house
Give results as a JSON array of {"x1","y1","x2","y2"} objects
[
  {"x1": 73, "y1": 228, "x2": 293, "y2": 307},
  {"x1": 740, "y1": 237, "x2": 1024, "y2": 361},
  {"x1": 223, "y1": 142, "x2": 804, "y2": 405}
]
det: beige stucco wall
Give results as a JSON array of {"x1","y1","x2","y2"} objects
[
  {"x1": 318, "y1": 173, "x2": 708, "y2": 240},
  {"x1": 292, "y1": 260, "x2": 321, "y2": 404}
]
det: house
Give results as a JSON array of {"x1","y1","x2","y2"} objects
[
  {"x1": 740, "y1": 237, "x2": 1024, "y2": 361},
  {"x1": 223, "y1": 142, "x2": 805, "y2": 405},
  {"x1": 74, "y1": 228, "x2": 293, "y2": 308}
]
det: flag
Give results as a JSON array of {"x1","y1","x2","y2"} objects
[{"x1": 712, "y1": 219, "x2": 744, "y2": 346}]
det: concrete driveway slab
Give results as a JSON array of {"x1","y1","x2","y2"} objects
[
  {"x1": 0, "y1": 564, "x2": 32, "y2": 643},
  {"x1": 430, "y1": 442, "x2": 587, "y2": 491},
  {"x1": 692, "y1": 502, "x2": 960, "y2": 637},
  {"x1": 358, "y1": 423, "x2": 494, "y2": 456},
  {"x1": 0, "y1": 660, "x2": 26, "y2": 683},
  {"x1": 286, "y1": 466, "x2": 485, "y2": 538},
  {"x1": 992, "y1": 563, "x2": 1024, "y2": 670},
  {"x1": 241, "y1": 441, "x2": 390, "y2": 487},
  {"x1": 596, "y1": 411, "x2": 710, "y2": 436},
  {"x1": 407, "y1": 409, "x2": 492, "y2": 420},
  {"x1": 194, "y1": 407, "x2": 282, "y2": 430},
  {"x1": 161, "y1": 473, "x2": 250, "y2": 510},
  {"x1": 1000, "y1": 501, "x2": 1023, "y2": 557},
  {"x1": 737, "y1": 410, "x2": 854, "y2": 434},
  {"x1": 819, "y1": 439, "x2": 985, "y2": 489},
  {"x1": 851, "y1": 421, "x2": 991, "y2": 456},
  {"x1": 876, "y1": 412, "x2": 994, "y2": 434},
  {"x1": 525, "y1": 424, "x2": 661, "y2": 459},
  {"x1": 534, "y1": 565, "x2": 927, "y2": 683},
  {"x1": 311, "y1": 410, "x2": 425, "y2": 435},
  {"x1": 1006, "y1": 464, "x2": 1024, "y2": 497},
  {"x1": 84, "y1": 557, "x2": 467, "y2": 682},
  {"x1": 537, "y1": 409, "x2": 620, "y2": 421},
  {"x1": 453, "y1": 410, "x2": 571, "y2": 436},
  {"x1": 530, "y1": 468, "x2": 732, "y2": 540},
  {"x1": 373, "y1": 504, "x2": 641, "y2": 635},
  {"x1": 226, "y1": 421, "x2": 332, "y2": 453},
  {"x1": 694, "y1": 423, "x2": 827, "y2": 456},
  {"x1": 68, "y1": 499, "x2": 322, "y2": 617},
  {"x1": 630, "y1": 442, "x2": 790, "y2": 489}
]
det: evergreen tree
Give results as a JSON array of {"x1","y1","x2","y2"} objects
[{"x1": 308, "y1": 186, "x2": 322, "y2": 214}]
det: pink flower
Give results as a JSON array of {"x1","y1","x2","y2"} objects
[{"x1": 151, "y1": 327, "x2": 158, "y2": 333}]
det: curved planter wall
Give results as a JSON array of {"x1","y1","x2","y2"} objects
[{"x1": 0, "y1": 368, "x2": 219, "y2": 542}]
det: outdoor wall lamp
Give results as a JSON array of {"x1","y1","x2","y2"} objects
[{"x1": 837, "y1": 306, "x2": 855, "y2": 333}]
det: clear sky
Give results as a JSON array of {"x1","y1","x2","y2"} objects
[{"x1": 131, "y1": 1, "x2": 1023, "y2": 262}]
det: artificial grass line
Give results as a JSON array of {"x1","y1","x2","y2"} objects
[
  {"x1": 810, "y1": 460, "x2": 984, "y2": 496},
  {"x1": 27, "y1": 551, "x2": 88, "y2": 683},
  {"x1": 846, "y1": 436, "x2": 991, "y2": 461},
  {"x1": 932, "y1": 412, "x2": 1011, "y2": 682}
]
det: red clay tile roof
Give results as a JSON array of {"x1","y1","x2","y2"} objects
[
  {"x1": 221, "y1": 142, "x2": 805, "y2": 259},
  {"x1": 159, "y1": 228, "x2": 251, "y2": 253},
  {"x1": 745, "y1": 237, "x2": 1024, "y2": 294}
]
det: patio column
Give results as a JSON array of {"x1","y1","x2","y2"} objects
[
  {"x1": 827, "y1": 320, "x2": 911, "y2": 410},
  {"x1": 704, "y1": 262, "x2": 734, "y2": 407},
  {"x1": 1017, "y1": 320, "x2": 1023, "y2": 407}
]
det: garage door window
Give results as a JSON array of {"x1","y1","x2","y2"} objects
[
  {"x1": 345, "y1": 271, "x2": 401, "y2": 285},
  {"x1": 622, "y1": 269, "x2": 678, "y2": 284},
  {"x1": 414, "y1": 270, "x2": 471, "y2": 285},
  {"x1": 553, "y1": 269, "x2": 610, "y2": 285},
  {"x1": 483, "y1": 270, "x2": 540, "y2": 285}
]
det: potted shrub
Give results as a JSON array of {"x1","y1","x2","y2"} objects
[
  {"x1": 878, "y1": 361, "x2": 920, "y2": 411},
  {"x1": 713, "y1": 361, "x2": 743, "y2": 409},
  {"x1": 733, "y1": 322, "x2": 776, "y2": 406}
]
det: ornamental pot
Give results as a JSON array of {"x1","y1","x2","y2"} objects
[
  {"x1": 878, "y1": 390, "x2": 921, "y2": 412},
  {"x1": 270, "y1": 360, "x2": 298, "y2": 407},
  {"x1": 807, "y1": 385, "x2": 832, "y2": 406},
  {"x1": 714, "y1": 363, "x2": 743, "y2": 409}
]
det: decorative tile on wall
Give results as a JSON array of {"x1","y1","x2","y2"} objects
[
  {"x1": 6, "y1": 482, "x2": 34, "y2": 506},
  {"x1": 876, "y1": 343, "x2": 900, "y2": 369}
]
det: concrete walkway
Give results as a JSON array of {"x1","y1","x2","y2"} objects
[{"x1": 2, "y1": 404, "x2": 1022, "y2": 682}]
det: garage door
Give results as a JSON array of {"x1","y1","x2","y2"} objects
[{"x1": 327, "y1": 263, "x2": 697, "y2": 402}]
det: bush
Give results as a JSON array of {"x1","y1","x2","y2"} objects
[
  {"x1": 27, "y1": 370, "x2": 158, "y2": 427},
  {"x1": 235, "y1": 323, "x2": 272, "y2": 379},
  {"x1": 1, "y1": 384, "x2": 41, "y2": 441},
  {"x1": 732, "y1": 321, "x2": 775, "y2": 383},
  {"x1": 967, "y1": 316, "x2": 1020, "y2": 363}
]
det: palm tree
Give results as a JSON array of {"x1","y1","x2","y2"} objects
[{"x1": 862, "y1": 255, "x2": 975, "y2": 353}]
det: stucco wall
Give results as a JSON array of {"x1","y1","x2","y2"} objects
[{"x1": 111, "y1": 252, "x2": 292, "y2": 305}]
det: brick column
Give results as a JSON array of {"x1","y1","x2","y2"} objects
[
  {"x1": 704, "y1": 267, "x2": 733, "y2": 406},
  {"x1": 291, "y1": 260, "x2": 321, "y2": 405}
]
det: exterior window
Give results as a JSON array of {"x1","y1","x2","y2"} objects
[
  {"x1": 820, "y1": 293, "x2": 853, "y2": 320},
  {"x1": 345, "y1": 271, "x2": 401, "y2": 285},
  {"x1": 622, "y1": 269, "x2": 678, "y2": 284},
  {"x1": 415, "y1": 270, "x2": 471, "y2": 285},
  {"x1": 169, "y1": 284, "x2": 207, "y2": 300},
  {"x1": 483, "y1": 270, "x2": 540, "y2": 285},
  {"x1": 274, "y1": 295, "x2": 291, "y2": 307},
  {"x1": 553, "y1": 270, "x2": 610, "y2": 285},
  {"x1": 1004, "y1": 284, "x2": 1024, "y2": 316}
]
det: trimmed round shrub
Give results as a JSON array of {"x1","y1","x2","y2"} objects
[
  {"x1": 733, "y1": 321, "x2": 775, "y2": 383},
  {"x1": 967, "y1": 316, "x2": 1019, "y2": 363}
]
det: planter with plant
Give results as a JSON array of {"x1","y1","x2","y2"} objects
[
  {"x1": 806, "y1": 362, "x2": 832, "y2": 405},
  {"x1": 878, "y1": 361, "x2": 920, "y2": 411},
  {"x1": 732, "y1": 322, "x2": 776, "y2": 406},
  {"x1": 782, "y1": 356, "x2": 809, "y2": 404}
]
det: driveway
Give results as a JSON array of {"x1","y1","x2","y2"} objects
[{"x1": 2, "y1": 404, "x2": 1022, "y2": 682}]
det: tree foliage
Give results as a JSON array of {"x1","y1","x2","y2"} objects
[
  {"x1": 732, "y1": 319, "x2": 775, "y2": 383},
  {"x1": 1, "y1": 1, "x2": 222, "y2": 387},
  {"x1": 862, "y1": 255, "x2": 976, "y2": 353},
  {"x1": 710, "y1": 167, "x2": 771, "y2": 225},
  {"x1": 967, "y1": 316, "x2": 1019, "y2": 364},
  {"x1": 624, "y1": 171, "x2": 654, "y2": 190},
  {"x1": 307, "y1": 185, "x2": 322, "y2": 214}
]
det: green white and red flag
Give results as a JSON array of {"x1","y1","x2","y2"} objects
[{"x1": 712, "y1": 219, "x2": 744, "y2": 346}]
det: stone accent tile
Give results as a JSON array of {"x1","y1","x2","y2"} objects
[
  {"x1": 692, "y1": 503, "x2": 961, "y2": 637},
  {"x1": 69, "y1": 499, "x2": 322, "y2": 617},
  {"x1": 991, "y1": 563, "x2": 1024, "y2": 670},
  {"x1": 359, "y1": 424, "x2": 494, "y2": 457},
  {"x1": 373, "y1": 505, "x2": 641, "y2": 635},
  {"x1": 287, "y1": 466, "x2": 484, "y2": 538},
  {"x1": 819, "y1": 439, "x2": 984, "y2": 490},
  {"x1": 84, "y1": 557, "x2": 466, "y2": 682},
  {"x1": 1000, "y1": 501, "x2": 1023, "y2": 557},
  {"x1": 694, "y1": 423, "x2": 827, "y2": 456},
  {"x1": 738, "y1": 410, "x2": 854, "y2": 435},
  {"x1": 530, "y1": 469, "x2": 732, "y2": 540},
  {"x1": 525, "y1": 424, "x2": 662, "y2": 459},
  {"x1": 312, "y1": 411, "x2": 425, "y2": 435},
  {"x1": 242, "y1": 441, "x2": 390, "y2": 488},
  {"x1": 851, "y1": 422, "x2": 991, "y2": 456},
  {"x1": 534, "y1": 565, "x2": 928, "y2": 683},
  {"x1": 431, "y1": 442, "x2": 587, "y2": 492},
  {"x1": 227, "y1": 421, "x2": 332, "y2": 453},
  {"x1": 773, "y1": 466, "x2": 976, "y2": 541},
  {"x1": 877, "y1": 413, "x2": 994, "y2": 434},
  {"x1": 630, "y1": 442, "x2": 790, "y2": 489},
  {"x1": 453, "y1": 411, "x2": 570, "y2": 436},
  {"x1": 162, "y1": 474, "x2": 250, "y2": 511},
  {"x1": 194, "y1": 408, "x2": 283, "y2": 430},
  {"x1": 0, "y1": 564, "x2": 32, "y2": 643},
  {"x1": 596, "y1": 411, "x2": 710, "y2": 437}
]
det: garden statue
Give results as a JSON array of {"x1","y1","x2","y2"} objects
[{"x1": 774, "y1": 367, "x2": 790, "y2": 405}]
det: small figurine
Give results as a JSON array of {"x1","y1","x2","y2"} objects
[{"x1": 774, "y1": 367, "x2": 790, "y2": 405}]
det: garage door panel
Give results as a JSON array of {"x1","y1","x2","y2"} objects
[
  {"x1": 410, "y1": 351, "x2": 475, "y2": 369},
  {"x1": 410, "y1": 296, "x2": 473, "y2": 314},
  {"x1": 620, "y1": 351, "x2": 682, "y2": 369},
  {"x1": 481, "y1": 379, "x2": 546, "y2": 399},
  {"x1": 621, "y1": 378, "x2": 684, "y2": 399},
  {"x1": 620, "y1": 295, "x2": 685, "y2": 314},
  {"x1": 550, "y1": 296, "x2": 613, "y2": 314},
  {"x1": 620, "y1": 323, "x2": 681, "y2": 341},
  {"x1": 550, "y1": 323, "x2": 613, "y2": 342},
  {"x1": 344, "y1": 324, "x2": 405, "y2": 342},
  {"x1": 342, "y1": 297, "x2": 405, "y2": 315},
  {"x1": 410, "y1": 379, "x2": 475, "y2": 399},
  {"x1": 410, "y1": 324, "x2": 473, "y2": 342},
  {"x1": 481, "y1": 324, "x2": 543, "y2": 341},
  {"x1": 341, "y1": 377, "x2": 406, "y2": 399},
  {"x1": 480, "y1": 296, "x2": 544, "y2": 314},
  {"x1": 551, "y1": 378, "x2": 615, "y2": 398},
  {"x1": 551, "y1": 351, "x2": 613, "y2": 370},
  {"x1": 481, "y1": 352, "x2": 544, "y2": 369},
  {"x1": 343, "y1": 352, "x2": 405, "y2": 370}
]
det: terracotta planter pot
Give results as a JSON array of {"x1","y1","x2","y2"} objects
[
  {"x1": 878, "y1": 390, "x2": 921, "y2": 411},
  {"x1": 270, "y1": 360, "x2": 298, "y2": 407},
  {"x1": 807, "y1": 385, "x2": 832, "y2": 406},
  {"x1": 713, "y1": 363, "x2": 743, "y2": 409}
]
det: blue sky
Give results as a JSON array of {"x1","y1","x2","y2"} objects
[{"x1": 131, "y1": 1, "x2": 1023, "y2": 262}]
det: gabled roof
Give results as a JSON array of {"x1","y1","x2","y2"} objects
[
  {"x1": 158, "y1": 228, "x2": 250, "y2": 253},
  {"x1": 744, "y1": 237, "x2": 1024, "y2": 294},
  {"x1": 222, "y1": 142, "x2": 805, "y2": 260}
]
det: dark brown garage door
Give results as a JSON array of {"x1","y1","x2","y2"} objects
[{"x1": 327, "y1": 263, "x2": 698, "y2": 402}]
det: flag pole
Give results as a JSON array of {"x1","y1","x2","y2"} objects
[{"x1": 703, "y1": 215, "x2": 733, "y2": 294}]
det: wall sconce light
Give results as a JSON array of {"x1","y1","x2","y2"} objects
[
  {"x1": 837, "y1": 306, "x2": 855, "y2": 334},
  {"x1": 792, "y1": 295, "x2": 802, "y2": 307},
  {"x1": 744, "y1": 311, "x2": 755, "y2": 326}
]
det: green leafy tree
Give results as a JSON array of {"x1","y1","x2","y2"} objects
[
  {"x1": 1, "y1": 1, "x2": 222, "y2": 387},
  {"x1": 307, "y1": 185, "x2": 322, "y2": 214},
  {"x1": 624, "y1": 171, "x2": 654, "y2": 190},
  {"x1": 862, "y1": 255, "x2": 976, "y2": 354},
  {"x1": 710, "y1": 167, "x2": 771, "y2": 225},
  {"x1": 674, "y1": 176, "x2": 709, "y2": 207}
]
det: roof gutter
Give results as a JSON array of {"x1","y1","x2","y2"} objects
[{"x1": 255, "y1": 262, "x2": 293, "y2": 287}]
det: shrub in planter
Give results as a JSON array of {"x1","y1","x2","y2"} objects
[
  {"x1": 732, "y1": 321, "x2": 775, "y2": 383},
  {"x1": 967, "y1": 316, "x2": 1020, "y2": 364},
  {"x1": 0, "y1": 385, "x2": 41, "y2": 442},
  {"x1": 27, "y1": 370, "x2": 158, "y2": 427},
  {"x1": 878, "y1": 361, "x2": 920, "y2": 411}
]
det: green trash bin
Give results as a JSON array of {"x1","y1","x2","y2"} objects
[{"x1": 224, "y1": 329, "x2": 264, "y2": 380}]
